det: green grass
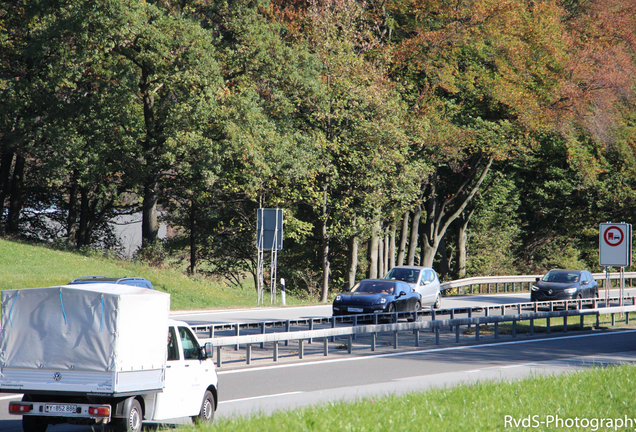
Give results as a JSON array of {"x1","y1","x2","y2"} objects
[
  {"x1": 0, "y1": 239, "x2": 311, "y2": 310},
  {"x1": 183, "y1": 363, "x2": 636, "y2": 432}
]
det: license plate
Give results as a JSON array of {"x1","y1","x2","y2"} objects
[
  {"x1": 348, "y1": 307, "x2": 363, "y2": 313},
  {"x1": 45, "y1": 404, "x2": 78, "y2": 413}
]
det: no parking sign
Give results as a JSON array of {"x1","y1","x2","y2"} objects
[{"x1": 600, "y1": 222, "x2": 632, "y2": 267}]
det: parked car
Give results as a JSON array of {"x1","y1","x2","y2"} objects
[
  {"x1": 332, "y1": 279, "x2": 422, "y2": 320},
  {"x1": 531, "y1": 269, "x2": 599, "y2": 302},
  {"x1": 383, "y1": 266, "x2": 441, "y2": 308},
  {"x1": 68, "y1": 276, "x2": 154, "y2": 289}
]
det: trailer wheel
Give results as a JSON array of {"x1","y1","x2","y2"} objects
[
  {"x1": 115, "y1": 399, "x2": 142, "y2": 432},
  {"x1": 22, "y1": 415, "x2": 48, "y2": 432},
  {"x1": 191, "y1": 390, "x2": 215, "y2": 424}
]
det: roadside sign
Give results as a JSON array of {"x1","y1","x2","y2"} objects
[{"x1": 600, "y1": 222, "x2": 632, "y2": 267}]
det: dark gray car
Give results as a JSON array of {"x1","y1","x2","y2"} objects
[{"x1": 531, "y1": 269, "x2": 598, "y2": 302}]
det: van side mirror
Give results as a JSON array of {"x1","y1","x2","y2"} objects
[{"x1": 199, "y1": 342, "x2": 213, "y2": 360}]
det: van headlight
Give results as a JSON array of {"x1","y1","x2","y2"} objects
[
  {"x1": 531, "y1": 285, "x2": 540, "y2": 291},
  {"x1": 335, "y1": 295, "x2": 342, "y2": 302},
  {"x1": 373, "y1": 297, "x2": 387, "y2": 305},
  {"x1": 564, "y1": 288, "x2": 577, "y2": 294}
]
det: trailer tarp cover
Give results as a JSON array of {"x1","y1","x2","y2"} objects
[{"x1": 1, "y1": 284, "x2": 170, "y2": 372}]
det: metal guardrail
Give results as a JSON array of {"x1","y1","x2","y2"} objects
[
  {"x1": 200, "y1": 297, "x2": 636, "y2": 367},
  {"x1": 439, "y1": 272, "x2": 636, "y2": 294}
]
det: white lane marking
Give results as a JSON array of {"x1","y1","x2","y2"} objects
[
  {"x1": 219, "y1": 391, "x2": 303, "y2": 404},
  {"x1": 0, "y1": 394, "x2": 22, "y2": 401},
  {"x1": 500, "y1": 363, "x2": 538, "y2": 369},
  {"x1": 217, "y1": 329, "x2": 636, "y2": 375}
]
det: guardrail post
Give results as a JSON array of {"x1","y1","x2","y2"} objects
[
  {"x1": 348, "y1": 334, "x2": 352, "y2": 354},
  {"x1": 371, "y1": 332, "x2": 376, "y2": 351},
  {"x1": 627, "y1": 312, "x2": 630, "y2": 325},
  {"x1": 596, "y1": 312, "x2": 600, "y2": 329},
  {"x1": 393, "y1": 330, "x2": 399, "y2": 349},
  {"x1": 331, "y1": 316, "x2": 336, "y2": 342},
  {"x1": 309, "y1": 319, "x2": 314, "y2": 344},
  {"x1": 475, "y1": 320, "x2": 480, "y2": 341},
  {"x1": 550, "y1": 302, "x2": 554, "y2": 312},
  {"x1": 234, "y1": 324, "x2": 240, "y2": 350},
  {"x1": 435, "y1": 324, "x2": 439, "y2": 345},
  {"x1": 285, "y1": 320, "x2": 290, "y2": 346},
  {"x1": 612, "y1": 313, "x2": 615, "y2": 326},
  {"x1": 260, "y1": 322, "x2": 266, "y2": 349},
  {"x1": 299, "y1": 339, "x2": 304, "y2": 359},
  {"x1": 547, "y1": 317, "x2": 551, "y2": 334},
  {"x1": 324, "y1": 338, "x2": 329, "y2": 356},
  {"x1": 450, "y1": 309, "x2": 455, "y2": 331},
  {"x1": 415, "y1": 328, "x2": 420, "y2": 347},
  {"x1": 217, "y1": 346, "x2": 222, "y2": 368},
  {"x1": 468, "y1": 309, "x2": 472, "y2": 329},
  {"x1": 246, "y1": 344, "x2": 252, "y2": 365},
  {"x1": 353, "y1": 316, "x2": 357, "y2": 340},
  {"x1": 580, "y1": 315, "x2": 584, "y2": 330},
  {"x1": 501, "y1": 305, "x2": 505, "y2": 315},
  {"x1": 456, "y1": 324, "x2": 460, "y2": 343},
  {"x1": 530, "y1": 319, "x2": 534, "y2": 335},
  {"x1": 533, "y1": 302, "x2": 538, "y2": 313},
  {"x1": 593, "y1": 298, "x2": 597, "y2": 309},
  {"x1": 431, "y1": 309, "x2": 436, "y2": 333},
  {"x1": 563, "y1": 316, "x2": 567, "y2": 333},
  {"x1": 273, "y1": 341, "x2": 279, "y2": 362},
  {"x1": 512, "y1": 320, "x2": 517, "y2": 338},
  {"x1": 209, "y1": 326, "x2": 214, "y2": 338},
  {"x1": 517, "y1": 304, "x2": 521, "y2": 314},
  {"x1": 485, "y1": 307, "x2": 489, "y2": 317}
]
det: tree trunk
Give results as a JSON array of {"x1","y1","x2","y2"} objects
[
  {"x1": 77, "y1": 187, "x2": 90, "y2": 248},
  {"x1": 190, "y1": 199, "x2": 197, "y2": 275},
  {"x1": 378, "y1": 228, "x2": 384, "y2": 278},
  {"x1": 407, "y1": 205, "x2": 421, "y2": 265},
  {"x1": 421, "y1": 157, "x2": 493, "y2": 268},
  {"x1": 368, "y1": 219, "x2": 380, "y2": 278},
  {"x1": 320, "y1": 183, "x2": 330, "y2": 303},
  {"x1": 397, "y1": 212, "x2": 408, "y2": 266},
  {"x1": 458, "y1": 208, "x2": 475, "y2": 279},
  {"x1": 6, "y1": 153, "x2": 25, "y2": 235},
  {"x1": 458, "y1": 219, "x2": 469, "y2": 279},
  {"x1": 142, "y1": 178, "x2": 160, "y2": 247},
  {"x1": 347, "y1": 219, "x2": 358, "y2": 288},
  {"x1": 389, "y1": 223, "x2": 396, "y2": 270},
  {"x1": 0, "y1": 151, "x2": 15, "y2": 231},
  {"x1": 66, "y1": 172, "x2": 78, "y2": 246}
]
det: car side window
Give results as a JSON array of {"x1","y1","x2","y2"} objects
[
  {"x1": 167, "y1": 326, "x2": 179, "y2": 361},
  {"x1": 179, "y1": 326, "x2": 200, "y2": 360}
]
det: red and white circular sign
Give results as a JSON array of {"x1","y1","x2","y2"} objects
[{"x1": 604, "y1": 226, "x2": 624, "y2": 247}]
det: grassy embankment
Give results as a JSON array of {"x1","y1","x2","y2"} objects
[
  {"x1": 182, "y1": 363, "x2": 636, "y2": 432},
  {"x1": 0, "y1": 239, "x2": 308, "y2": 310}
]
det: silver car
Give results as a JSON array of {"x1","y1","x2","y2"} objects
[{"x1": 383, "y1": 266, "x2": 441, "y2": 308}]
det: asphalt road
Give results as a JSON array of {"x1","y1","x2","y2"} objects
[{"x1": 171, "y1": 288, "x2": 636, "y2": 326}]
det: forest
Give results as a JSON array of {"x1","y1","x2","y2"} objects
[{"x1": 1, "y1": 0, "x2": 636, "y2": 301}]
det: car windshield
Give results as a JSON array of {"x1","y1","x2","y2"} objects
[
  {"x1": 384, "y1": 268, "x2": 420, "y2": 283},
  {"x1": 543, "y1": 271, "x2": 580, "y2": 283},
  {"x1": 351, "y1": 281, "x2": 395, "y2": 295}
]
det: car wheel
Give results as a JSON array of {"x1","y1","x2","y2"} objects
[
  {"x1": 384, "y1": 303, "x2": 396, "y2": 323},
  {"x1": 22, "y1": 416, "x2": 48, "y2": 432},
  {"x1": 192, "y1": 390, "x2": 215, "y2": 424},
  {"x1": 115, "y1": 399, "x2": 142, "y2": 432},
  {"x1": 408, "y1": 301, "x2": 421, "y2": 322},
  {"x1": 434, "y1": 294, "x2": 441, "y2": 309}
]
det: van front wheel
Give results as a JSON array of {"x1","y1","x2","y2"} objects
[{"x1": 192, "y1": 390, "x2": 215, "y2": 424}]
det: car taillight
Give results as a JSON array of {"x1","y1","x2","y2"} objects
[
  {"x1": 9, "y1": 403, "x2": 32, "y2": 413},
  {"x1": 89, "y1": 406, "x2": 110, "y2": 417}
]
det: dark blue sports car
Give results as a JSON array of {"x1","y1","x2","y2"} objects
[{"x1": 332, "y1": 279, "x2": 422, "y2": 318}]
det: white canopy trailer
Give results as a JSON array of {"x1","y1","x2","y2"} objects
[{"x1": 0, "y1": 284, "x2": 218, "y2": 432}]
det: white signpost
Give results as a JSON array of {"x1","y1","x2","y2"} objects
[{"x1": 599, "y1": 222, "x2": 632, "y2": 306}]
